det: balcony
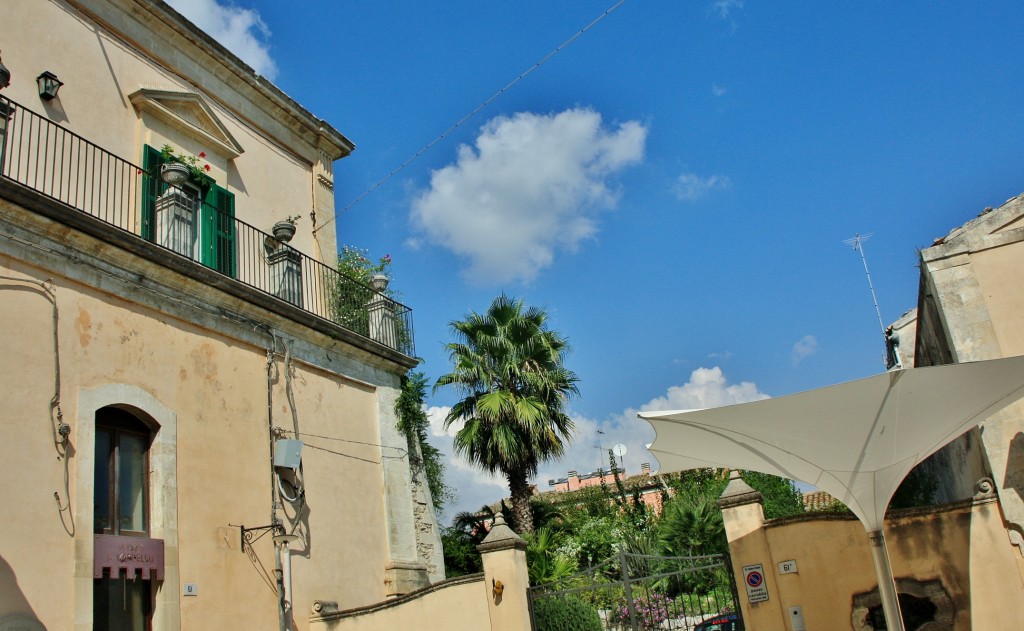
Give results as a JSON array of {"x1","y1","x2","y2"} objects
[{"x1": 0, "y1": 95, "x2": 414, "y2": 357}]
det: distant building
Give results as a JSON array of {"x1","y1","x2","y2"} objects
[
  {"x1": 801, "y1": 489, "x2": 840, "y2": 512},
  {"x1": 0, "y1": 2, "x2": 440, "y2": 630},
  {"x1": 540, "y1": 462, "x2": 669, "y2": 514}
]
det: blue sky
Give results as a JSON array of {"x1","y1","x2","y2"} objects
[{"x1": 169, "y1": 0, "x2": 1024, "y2": 520}]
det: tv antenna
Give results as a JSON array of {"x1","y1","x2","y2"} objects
[
  {"x1": 843, "y1": 233, "x2": 898, "y2": 368},
  {"x1": 612, "y1": 444, "x2": 627, "y2": 472}
]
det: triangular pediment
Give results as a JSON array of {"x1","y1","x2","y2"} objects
[{"x1": 130, "y1": 89, "x2": 243, "y2": 158}]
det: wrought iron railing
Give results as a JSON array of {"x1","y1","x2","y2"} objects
[{"x1": 0, "y1": 95, "x2": 414, "y2": 356}]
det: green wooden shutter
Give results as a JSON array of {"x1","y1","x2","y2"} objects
[
  {"x1": 202, "y1": 184, "x2": 236, "y2": 277},
  {"x1": 140, "y1": 145, "x2": 165, "y2": 241}
]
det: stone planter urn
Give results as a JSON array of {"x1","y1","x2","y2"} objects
[
  {"x1": 160, "y1": 162, "x2": 190, "y2": 186},
  {"x1": 272, "y1": 220, "x2": 297, "y2": 243}
]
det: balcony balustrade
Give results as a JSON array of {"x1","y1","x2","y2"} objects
[{"x1": 0, "y1": 95, "x2": 414, "y2": 356}]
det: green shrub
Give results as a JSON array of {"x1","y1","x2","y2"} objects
[{"x1": 533, "y1": 596, "x2": 602, "y2": 631}]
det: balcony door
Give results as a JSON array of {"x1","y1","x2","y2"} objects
[{"x1": 141, "y1": 144, "x2": 236, "y2": 277}]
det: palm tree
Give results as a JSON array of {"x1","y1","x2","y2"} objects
[
  {"x1": 657, "y1": 491, "x2": 727, "y2": 557},
  {"x1": 435, "y1": 295, "x2": 579, "y2": 534}
]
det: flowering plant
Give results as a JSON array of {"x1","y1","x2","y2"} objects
[
  {"x1": 608, "y1": 592, "x2": 672, "y2": 630},
  {"x1": 337, "y1": 245, "x2": 393, "y2": 289},
  {"x1": 160, "y1": 144, "x2": 213, "y2": 184}
]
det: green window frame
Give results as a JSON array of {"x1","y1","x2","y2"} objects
[{"x1": 141, "y1": 145, "x2": 236, "y2": 277}]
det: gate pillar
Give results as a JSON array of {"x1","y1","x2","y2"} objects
[
  {"x1": 476, "y1": 513, "x2": 531, "y2": 631},
  {"x1": 718, "y1": 471, "x2": 788, "y2": 630}
]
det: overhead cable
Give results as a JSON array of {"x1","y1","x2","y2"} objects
[{"x1": 314, "y1": 0, "x2": 627, "y2": 234}]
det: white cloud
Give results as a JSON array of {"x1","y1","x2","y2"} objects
[
  {"x1": 165, "y1": 0, "x2": 278, "y2": 79},
  {"x1": 712, "y1": 0, "x2": 745, "y2": 19},
  {"x1": 673, "y1": 172, "x2": 731, "y2": 202},
  {"x1": 712, "y1": 84, "x2": 728, "y2": 97},
  {"x1": 636, "y1": 367, "x2": 768, "y2": 413},
  {"x1": 791, "y1": 335, "x2": 819, "y2": 366},
  {"x1": 431, "y1": 366, "x2": 768, "y2": 521},
  {"x1": 410, "y1": 108, "x2": 647, "y2": 285}
]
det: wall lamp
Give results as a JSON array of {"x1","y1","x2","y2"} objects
[
  {"x1": 0, "y1": 51, "x2": 11, "y2": 90},
  {"x1": 36, "y1": 71, "x2": 63, "y2": 100}
]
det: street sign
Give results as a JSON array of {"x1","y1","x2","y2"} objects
[{"x1": 742, "y1": 564, "x2": 769, "y2": 603}]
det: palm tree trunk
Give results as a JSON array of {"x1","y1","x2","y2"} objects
[{"x1": 508, "y1": 470, "x2": 534, "y2": 534}]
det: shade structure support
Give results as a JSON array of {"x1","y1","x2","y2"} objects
[{"x1": 867, "y1": 530, "x2": 904, "y2": 631}]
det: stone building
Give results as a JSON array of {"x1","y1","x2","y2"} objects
[
  {"x1": 0, "y1": 1, "x2": 442, "y2": 629},
  {"x1": 898, "y1": 193, "x2": 1024, "y2": 552}
]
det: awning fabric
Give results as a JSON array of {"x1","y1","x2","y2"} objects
[{"x1": 638, "y1": 355, "x2": 1024, "y2": 532}]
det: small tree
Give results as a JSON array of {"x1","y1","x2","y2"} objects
[{"x1": 440, "y1": 525, "x2": 483, "y2": 577}]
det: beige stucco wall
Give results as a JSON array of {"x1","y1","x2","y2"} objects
[
  {"x1": 723, "y1": 497, "x2": 1024, "y2": 630},
  {"x1": 310, "y1": 576, "x2": 489, "y2": 631},
  {"x1": 0, "y1": 219, "x2": 403, "y2": 629}
]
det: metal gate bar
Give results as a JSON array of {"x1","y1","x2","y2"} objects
[{"x1": 528, "y1": 551, "x2": 743, "y2": 631}]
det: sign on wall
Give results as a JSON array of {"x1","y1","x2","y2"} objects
[{"x1": 742, "y1": 564, "x2": 769, "y2": 603}]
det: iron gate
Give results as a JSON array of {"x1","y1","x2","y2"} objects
[{"x1": 528, "y1": 550, "x2": 743, "y2": 630}]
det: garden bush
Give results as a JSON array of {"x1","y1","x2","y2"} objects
[{"x1": 533, "y1": 596, "x2": 602, "y2": 631}]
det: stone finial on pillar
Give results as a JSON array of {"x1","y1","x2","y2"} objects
[{"x1": 716, "y1": 470, "x2": 764, "y2": 510}]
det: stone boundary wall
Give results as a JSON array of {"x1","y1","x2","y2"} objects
[
  {"x1": 310, "y1": 574, "x2": 488, "y2": 630},
  {"x1": 721, "y1": 491, "x2": 1024, "y2": 630}
]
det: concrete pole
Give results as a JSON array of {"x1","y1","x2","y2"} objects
[{"x1": 867, "y1": 530, "x2": 905, "y2": 631}]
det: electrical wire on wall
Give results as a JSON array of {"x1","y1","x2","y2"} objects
[
  {"x1": 257, "y1": 324, "x2": 290, "y2": 631},
  {"x1": 279, "y1": 429, "x2": 408, "y2": 465},
  {"x1": 0, "y1": 274, "x2": 74, "y2": 536},
  {"x1": 277, "y1": 341, "x2": 306, "y2": 506}
]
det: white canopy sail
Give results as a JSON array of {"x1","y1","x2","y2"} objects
[{"x1": 638, "y1": 355, "x2": 1024, "y2": 631}]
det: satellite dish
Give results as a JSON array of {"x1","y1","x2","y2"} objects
[{"x1": 613, "y1": 444, "x2": 627, "y2": 457}]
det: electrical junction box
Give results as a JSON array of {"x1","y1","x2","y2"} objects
[{"x1": 274, "y1": 439, "x2": 303, "y2": 469}]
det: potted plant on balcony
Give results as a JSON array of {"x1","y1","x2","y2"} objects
[
  {"x1": 272, "y1": 214, "x2": 301, "y2": 243},
  {"x1": 159, "y1": 144, "x2": 214, "y2": 189}
]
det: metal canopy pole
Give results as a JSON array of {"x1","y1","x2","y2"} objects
[{"x1": 867, "y1": 530, "x2": 904, "y2": 631}]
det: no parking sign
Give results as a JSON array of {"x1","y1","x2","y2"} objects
[{"x1": 742, "y1": 564, "x2": 769, "y2": 603}]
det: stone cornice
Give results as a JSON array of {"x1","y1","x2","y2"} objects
[
  {"x1": 65, "y1": 0, "x2": 355, "y2": 161},
  {"x1": 0, "y1": 179, "x2": 416, "y2": 374}
]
